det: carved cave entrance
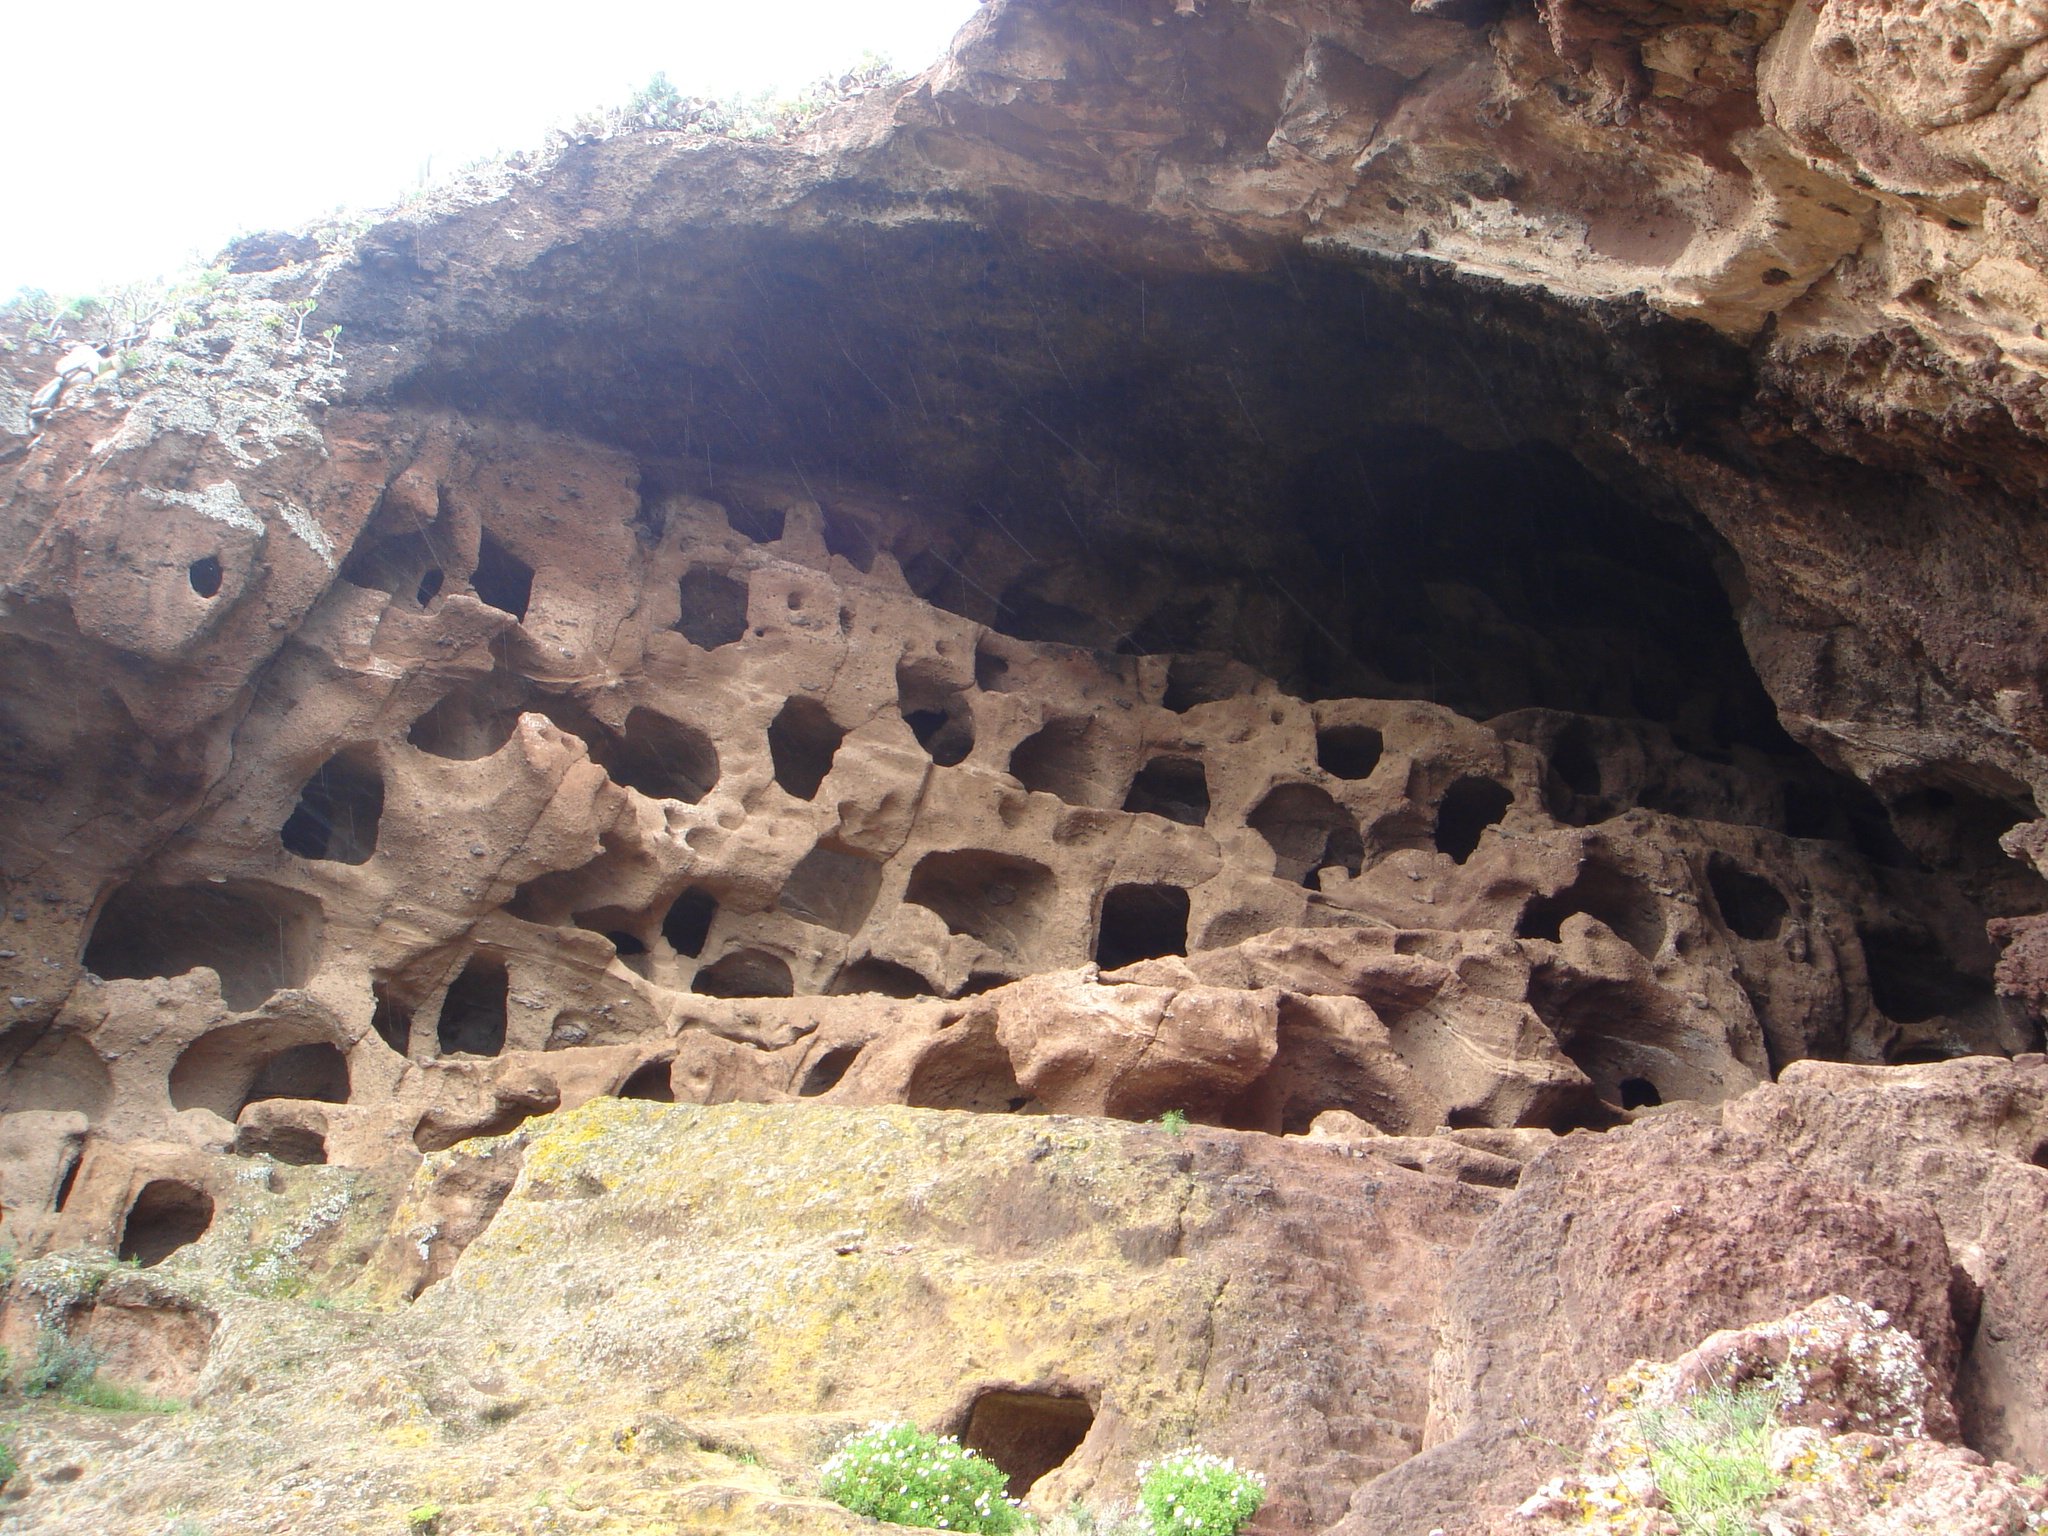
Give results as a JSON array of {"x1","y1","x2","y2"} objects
[
  {"x1": 384, "y1": 224, "x2": 2042, "y2": 1091},
  {"x1": 961, "y1": 1388, "x2": 1096, "y2": 1499}
]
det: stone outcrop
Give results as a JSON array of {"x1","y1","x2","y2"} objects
[
  {"x1": 0, "y1": 1071, "x2": 2040, "y2": 1534},
  {"x1": 0, "y1": 410, "x2": 2028, "y2": 1264},
  {"x1": 1341, "y1": 1112, "x2": 1964, "y2": 1534},
  {"x1": 0, "y1": 1099, "x2": 1508, "y2": 1533},
  {"x1": 1510, "y1": 1296, "x2": 2048, "y2": 1536},
  {"x1": 1724, "y1": 1056, "x2": 2048, "y2": 1468},
  {"x1": 3, "y1": 0, "x2": 2048, "y2": 1530}
]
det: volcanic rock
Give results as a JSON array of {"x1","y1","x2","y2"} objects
[{"x1": 3, "y1": 0, "x2": 2048, "y2": 1529}]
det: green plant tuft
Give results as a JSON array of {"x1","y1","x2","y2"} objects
[
  {"x1": 1158, "y1": 1109, "x2": 1189, "y2": 1135},
  {"x1": 406, "y1": 1502, "x2": 442, "y2": 1535},
  {"x1": 1634, "y1": 1380, "x2": 1782, "y2": 1536},
  {"x1": 820, "y1": 1421, "x2": 1024, "y2": 1534},
  {"x1": 22, "y1": 1328, "x2": 101, "y2": 1397},
  {"x1": 63, "y1": 1377, "x2": 180, "y2": 1413},
  {"x1": 15, "y1": 1326, "x2": 177, "y2": 1411},
  {"x1": 0, "y1": 1442, "x2": 15, "y2": 1489},
  {"x1": 1137, "y1": 1448, "x2": 1266, "y2": 1536}
]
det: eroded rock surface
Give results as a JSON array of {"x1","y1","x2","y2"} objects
[
  {"x1": 4, "y1": 0, "x2": 2048, "y2": 1529},
  {"x1": 1510, "y1": 1297, "x2": 2048, "y2": 1536},
  {"x1": 0, "y1": 417, "x2": 2028, "y2": 1270},
  {"x1": 1342, "y1": 1111, "x2": 1964, "y2": 1534},
  {"x1": 0, "y1": 1099, "x2": 1505, "y2": 1533}
]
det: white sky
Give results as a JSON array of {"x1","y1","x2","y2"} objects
[{"x1": 3, "y1": 0, "x2": 982, "y2": 297}]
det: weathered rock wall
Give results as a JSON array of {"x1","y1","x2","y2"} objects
[
  {"x1": 0, "y1": 395, "x2": 2025, "y2": 1267},
  {"x1": 4, "y1": 0, "x2": 2048, "y2": 1530}
]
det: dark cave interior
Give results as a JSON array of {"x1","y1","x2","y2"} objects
[
  {"x1": 388, "y1": 226, "x2": 1788, "y2": 754},
  {"x1": 358, "y1": 217, "x2": 2048, "y2": 1057}
]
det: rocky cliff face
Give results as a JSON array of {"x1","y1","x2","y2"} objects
[{"x1": 2, "y1": 0, "x2": 2047, "y2": 1531}]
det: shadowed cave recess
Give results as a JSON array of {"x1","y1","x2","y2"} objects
[
  {"x1": 10, "y1": 197, "x2": 2045, "y2": 1284},
  {"x1": 383, "y1": 220, "x2": 2041, "y2": 1058}
]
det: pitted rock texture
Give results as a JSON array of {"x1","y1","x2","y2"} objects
[
  {"x1": 0, "y1": 411, "x2": 2026, "y2": 1265},
  {"x1": 0, "y1": 1066, "x2": 2039, "y2": 1534},
  {"x1": 1342, "y1": 1056, "x2": 2048, "y2": 1534},
  {"x1": 5, "y1": 4, "x2": 2048, "y2": 1276},
  {"x1": 4, "y1": 0, "x2": 2048, "y2": 1529},
  {"x1": 1724, "y1": 1055, "x2": 2048, "y2": 1468},
  {"x1": 287, "y1": 0, "x2": 2048, "y2": 823}
]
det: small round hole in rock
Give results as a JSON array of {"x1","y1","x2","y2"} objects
[
  {"x1": 1316, "y1": 724, "x2": 1383, "y2": 781},
  {"x1": 975, "y1": 645, "x2": 1014, "y2": 692},
  {"x1": 617, "y1": 1059, "x2": 674, "y2": 1101},
  {"x1": 1249, "y1": 783, "x2": 1361, "y2": 886},
  {"x1": 437, "y1": 955, "x2": 509, "y2": 1057},
  {"x1": 1861, "y1": 926, "x2": 1994, "y2": 1023},
  {"x1": 1095, "y1": 884, "x2": 1190, "y2": 971},
  {"x1": 243, "y1": 1041, "x2": 350, "y2": 1107},
  {"x1": 1435, "y1": 777, "x2": 1513, "y2": 863},
  {"x1": 82, "y1": 879, "x2": 323, "y2": 1012},
  {"x1": 371, "y1": 981, "x2": 414, "y2": 1055},
  {"x1": 799, "y1": 1043, "x2": 862, "y2": 1096},
  {"x1": 692, "y1": 948, "x2": 794, "y2": 998},
  {"x1": 415, "y1": 567, "x2": 445, "y2": 605},
  {"x1": 899, "y1": 662, "x2": 976, "y2": 767},
  {"x1": 675, "y1": 567, "x2": 749, "y2": 649},
  {"x1": 829, "y1": 958, "x2": 933, "y2": 998},
  {"x1": 279, "y1": 749, "x2": 384, "y2": 864},
  {"x1": 725, "y1": 501, "x2": 786, "y2": 543},
  {"x1": 471, "y1": 530, "x2": 534, "y2": 620},
  {"x1": 118, "y1": 1179, "x2": 214, "y2": 1267},
  {"x1": 1707, "y1": 855, "x2": 1788, "y2": 942},
  {"x1": 905, "y1": 1023, "x2": 1027, "y2": 1111},
  {"x1": 234, "y1": 1120, "x2": 329, "y2": 1166},
  {"x1": 1548, "y1": 719, "x2": 1602, "y2": 798},
  {"x1": 1011, "y1": 717, "x2": 1111, "y2": 807},
  {"x1": 610, "y1": 708, "x2": 719, "y2": 803},
  {"x1": 906, "y1": 850, "x2": 1055, "y2": 958},
  {"x1": 1123, "y1": 756, "x2": 1210, "y2": 826},
  {"x1": 1618, "y1": 1076, "x2": 1662, "y2": 1110},
  {"x1": 187, "y1": 556, "x2": 223, "y2": 597},
  {"x1": 1163, "y1": 656, "x2": 1238, "y2": 713},
  {"x1": 779, "y1": 842, "x2": 885, "y2": 935},
  {"x1": 767, "y1": 697, "x2": 847, "y2": 800},
  {"x1": 1515, "y1": 861, "x2": 1663, "y2": 960},
  {"x1": 822, "y1": 511, "x2": 879, "y2": 571},
  {"x1": 661, "y1": 888, "x2": 717, "y2": 958},
  {"x1": 0, "y1": 1023, "x2": 112, "y2": 1120}
]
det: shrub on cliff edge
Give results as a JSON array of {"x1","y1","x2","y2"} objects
[
  {"x1": 821, "y1": 1420, "x2": 1024, "y2": 1534},
  {"x1": 1137, "y1": 1448, "x2": 1266, "y2": 1536}
]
